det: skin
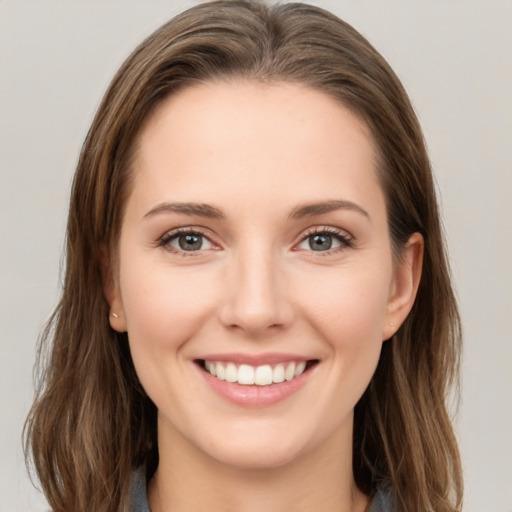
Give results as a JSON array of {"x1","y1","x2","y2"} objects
[{"x1": 106, "y1": 81, "x2": 423, "y2": 512}]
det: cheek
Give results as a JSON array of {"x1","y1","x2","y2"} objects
[
  {"x1": 118, "y1": 260, "x2": 222, "y2": 413},
  {"x1": 292, "y1": 264, "x2": 391, "y2": 390},
  {"x1": 119, "y1": 258, "x2": 219, "y2": 357},
  {"x1": 296, "y1": 266, "x2": 391, "y2": 340}
]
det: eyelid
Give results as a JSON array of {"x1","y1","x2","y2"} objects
[
  {"x1": 157, "y1": 226, "x2": 220, "y2": 255},
  {"x1": 294, "y1": 225, "x2": 355, "y2": 253},
  {"x1": 300, "y1": 225, "x2": 353, "y2": 240},
  {"x1": 155, "y1": 225, "x2": 354, "y2": 256}
]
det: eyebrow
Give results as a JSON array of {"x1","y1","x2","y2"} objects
[
  {"x1": 143, "y1": 202, "x2": 225, "y2": 219},
  {"x1": 143, "y1": 199, "x2": 370, "y2": 222},
  {"x1": 289, "y1": 200, "x2": 370, "y2": 220}
]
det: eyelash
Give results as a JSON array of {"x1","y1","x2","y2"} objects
[
  {"x1": 157, "y1": 226, "x2": 354, "y2": 256},
  {"x1": 157, "y1": 227, "x2": 215, "y2": 256},
  {"x1": 297, "y1": 226, "x2": 354, "y2": 256}
]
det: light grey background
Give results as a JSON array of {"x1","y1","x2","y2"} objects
[{"x1": 1, "y1": 1, "x2": 511, "y2": 511}]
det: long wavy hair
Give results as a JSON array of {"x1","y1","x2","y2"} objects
[{"x1": 24, "y1": 1, "x2": 463, "y2": 511}]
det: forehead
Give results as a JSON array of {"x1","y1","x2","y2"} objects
[
  {"x1": 129, "y1": 80, "x2": 384, "y2": 222},
  {"x1": 138, "y1": 80, "x2": 374, "y2": 160}
]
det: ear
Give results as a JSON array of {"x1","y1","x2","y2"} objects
[
  {"x1": 382, "y1": 232, "x2": 424, "y2": 340},
  {"x1": 99, "y1": 245, "x2": 127, "y2": 333}
]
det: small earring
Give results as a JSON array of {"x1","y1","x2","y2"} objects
[
  {"x1": 111, "y1": 312, "x2": 119, "y2": 318},
  {"x1": 389, "y1": 322, "x2": 396, "y2": 328}
]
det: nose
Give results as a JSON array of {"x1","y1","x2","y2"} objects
[{"x1": 218, "y1": 246, "x2": 294, "y2": 337}]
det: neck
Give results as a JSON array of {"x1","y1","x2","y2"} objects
[{"x1": 148, "y1": 417, "x2": 368, "y2": 512}]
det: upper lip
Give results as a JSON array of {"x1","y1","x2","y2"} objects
[{"x1": 196, "y1": 352, "x2": 315, "y2": 366}]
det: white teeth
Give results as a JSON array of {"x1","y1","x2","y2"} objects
[
  {"x1": 295, "y1": 361, "x2": 306, "y2": 377},
  {"x1": 225, "y1": 362, "x2": 237, "y2": 382},
  {"x1": 206, "y1": 361, "x2": 217, "y2": 376},
  {"x1": 272, "y1": 364, "x2": 285, "y2": 383},
  {"x1": 204, "y1": 360, "x2": 310, "y2": 386},
  {"x1": 254, "y1": 365, "x2": 273, "y2": 386},
  {"x1": 216, "y1": 362, "x2": 226, "y2": 381},
  {"x1": 284, "y1": 362, "x2": 296, "y2": 381},
  {"x1": 238, "y1": 364, "x2": 255, "y2": 385}
]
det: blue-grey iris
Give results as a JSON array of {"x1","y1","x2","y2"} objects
[
  {"x1": 309, "y1": 234, "x2": 332, "y2": 251},
  {"x1": 179, "y1": 234, "x2": 203, "y2": 251}
]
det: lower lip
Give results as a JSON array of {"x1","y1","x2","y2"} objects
[{"x1": 197, "y1": 364, "x2": 315, "y2": 407}]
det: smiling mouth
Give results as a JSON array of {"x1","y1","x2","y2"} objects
[{"x1": 197, "y1": 359, "x2": 319, "y2": 386}]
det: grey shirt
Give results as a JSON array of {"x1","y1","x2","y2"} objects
[
  {"x1": 128, "y1": 466, "x2": 151, "y2": 512},
  {"x1": 128, "y1": 466, "x2": 393, "y2": 511}
]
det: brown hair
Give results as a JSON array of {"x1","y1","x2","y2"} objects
[{"x1": 24, "y1": 1, "x2": 463, "y2": 511}]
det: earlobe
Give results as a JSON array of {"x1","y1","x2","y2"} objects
[
  {"x1": 383, "y1": 232, "x2": 424, "y2": 340},
  {"x1": 109, "y1": 310, "x2": 126, "y2": 332},
  {"x1": 99, "y1": 245, "x2": 127, "y2": 333}
]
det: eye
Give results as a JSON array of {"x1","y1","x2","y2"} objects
[
  {"x1": 159, "y1": 229, "x2": 216, "y2": 253},
  {"x1": 296, "y1": 228, "x2": 353, "y2": 253},
  {"x1": 307, "y1": 233, "x2": 336, "y2": 251}
]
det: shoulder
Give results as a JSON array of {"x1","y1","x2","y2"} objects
[
  {"x1": 127, "y1": 465, "x2": 151, "y2": 512},
  {"x1": 126, "y1": 466, "x2": 394, "y2": 512},
  {"x1": 367, "y1": 486, "x2": 394, "y2": 512}
]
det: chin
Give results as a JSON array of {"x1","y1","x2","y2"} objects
[
  {"x1": 191, "y1": 415, "x2": 337, "y2": 472},
  {"x1": 203, "y1": 438, "x2": 306, "y2": 471}
]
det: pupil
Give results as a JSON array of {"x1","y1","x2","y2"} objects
[
  {"x1": 179, "y1": 234, "x2": 202, "y2": 251},
  {"x1": 309, "y1": 234, "x2": 332, "y2": 251}
]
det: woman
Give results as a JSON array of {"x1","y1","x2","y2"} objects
[{"x1": 24, "y1": 1, "x2": 463, "y2": 511}]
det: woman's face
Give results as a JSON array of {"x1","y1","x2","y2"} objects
[{"x1": 108, "y1": 81, "x2": 421, "y2": 470}]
